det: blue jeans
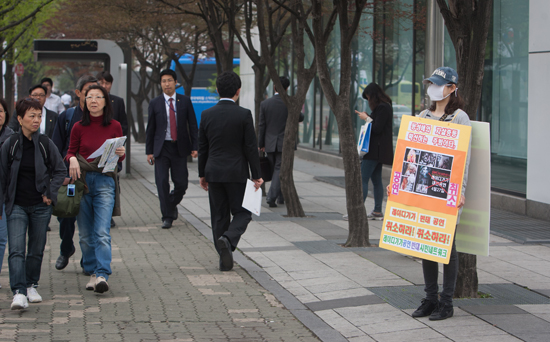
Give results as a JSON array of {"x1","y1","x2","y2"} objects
[
  {"x1": 77, "y1": 172, "x2": 115, "y2": 280},
  {"x1": 0, "y1": 205, "x2": 7, "y2": 275},
  {"x1": 360, "y1": 159, "x2": 384, "y2": 212},
  {"x1": 7, "y1": 203, "x2": 52, "y2": 295}
]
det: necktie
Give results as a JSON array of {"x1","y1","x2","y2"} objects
[{"x1": 169, "y1": 98, "x2": 177, "y2": 141}]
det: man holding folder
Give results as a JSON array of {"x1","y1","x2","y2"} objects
[{"x1": 198, "y1": 71, "x2": 263, "y2": 271}]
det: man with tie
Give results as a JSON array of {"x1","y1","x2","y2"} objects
[
  {"x1": 146, "y1": 69, "x2": 198, "y2": 229},
  {"x1": 96, "y1": 71, "x2": 128, "y2": 136},
  {"x1": 198, "y1": 71, "x2": 263, "y2": 271},
  {"x1": 10, "y1": 84, "x2": 58, "y2": 138}
]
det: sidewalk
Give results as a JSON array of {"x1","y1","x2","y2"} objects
[{"x1": 132, "y1": 141, "x2": 550, "y2": 342}]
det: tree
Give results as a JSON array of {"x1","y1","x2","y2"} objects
[
  {"x1": 311, "y1": 0, "x2": 372, "y2": 246},
  {"x1": 258, "y1": 0, "x2": 323, "y2": 217},
  {"x1": 435, "y1": 0, "x2": 493, "y2": 299}
]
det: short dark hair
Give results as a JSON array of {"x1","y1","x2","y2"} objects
[
  {"x1": 279, "y1": 76, "x2": 290, "y2": 91},
  {"x1": 16, "y1": 98, "x2": 43, "y2": 118},
  {"x1": 363, "y1": 83, "x2": 392, "y2": 111},
  {"x1": 82, "y1": 85, "x2": 113, "y2": 127},
  {"x1": 29, "y1": 84, "x2": 47, "y2": 95},
  {"x1": 40, "y1": 77, "x2": 53, "y2": 87},
  {"x1": 76, "y1": 75, "x2": 98, "y2": 91},
  {"x1": 96, "y1": 70, "x2": 114, "y2": 83},
  {"x1": 216, "y1": 71, "x2": 241, "y2": 98},
  {"x1": 160, "y1": 69, "x2": 177, "y2": 82},
  {"x1": 0, "y1": 98, "x2": 10, "y2": 126}
]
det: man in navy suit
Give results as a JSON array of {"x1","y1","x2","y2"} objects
[
  {"x1": 198, "y1": 71, "x2": 262, "y2": 271},
  {"x1": 146, "y1": 69, "x2": 198, "y2": 229}
]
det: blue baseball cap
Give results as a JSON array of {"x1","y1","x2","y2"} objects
[{"x1": 423, "y1": 67, "x2": 458, "y2": 85}]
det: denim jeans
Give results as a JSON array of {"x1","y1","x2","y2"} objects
[
  {"x1": 77, "y1": 172, "x2": 115, "y2": 280},
  {"x1": 7, "y1": 203, "x2": 52, "y2": 295},
  {"x1": 0, "y1": 205, "x2": 7, "y2": 275},
  {"x1": 360, "y1": 159, "x2": 384, "y2": 212},
  {"x1": 422, "y1": 234, "x2": 458, "y2": 305}
]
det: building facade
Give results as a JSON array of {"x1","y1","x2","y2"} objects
[{"x1": 240, "y1": 0, "x2": 550, "y2": 219}]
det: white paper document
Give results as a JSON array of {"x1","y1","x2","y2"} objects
[
  {"x1": 242, "y1": 179, "x2": 262, "y2": 216},
  {"x1": 89, "y1": 136, "x2": 127, "y2": 173}
]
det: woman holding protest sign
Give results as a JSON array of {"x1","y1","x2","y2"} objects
[
  {"x1": 388, "y1": 66, "x2": 471, "y2": 321},
  {"x1": 344, "y1": 83, "x2": 393, "y2": 221}
]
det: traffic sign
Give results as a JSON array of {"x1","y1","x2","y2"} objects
[{"x1": 14, "y1": 63, "x2": 24, "y2": 77}]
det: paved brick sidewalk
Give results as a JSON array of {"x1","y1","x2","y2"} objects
[{"x1": 0, "y1": 177, "x2": 320, "y2": 342}]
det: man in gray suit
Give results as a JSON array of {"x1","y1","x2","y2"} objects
[{"x1": 258, "y1": 76, "x2": 302, "y2": 207}]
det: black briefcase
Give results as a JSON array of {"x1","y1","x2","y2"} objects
[{"x1": 259, "y1": 152, "x2": 273, "y2": 182}]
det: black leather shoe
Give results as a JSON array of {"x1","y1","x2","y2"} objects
[
  {"x1": 429, "y1": 302, "x2": 454, "y2": 321},
  {"x1": 47, "y1": 226, "x2": 51, "y2": 231},
  {"x1": 162, "y1": 219, "x2": 173, "y2": 229},
  {"x1": 277, "y1": 199, "x2": 285, "y2": 205},
  {"x1": 110, "y1": 218, "x2": 116, "y2": 228},
  {"x1": 217, "y1": 236, "x2": 233, "y2": 271},
  {"x1": 412, "y1": 298, "x2": 438, "y2": 318},
  {"x1": 55, "y1": 247, "x2": 76, "y2": 270},
  {"x1": 267, "y1": 200, "x2": 277, "y2": 208},
  {"x1": 172, "y1": 207, "x2": 179, "y2": 220}
]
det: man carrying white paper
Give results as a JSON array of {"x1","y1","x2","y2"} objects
[{"x1": 198, "y1": 71, "x2": 263, "y2": 272}]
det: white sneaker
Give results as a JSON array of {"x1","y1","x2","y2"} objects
[
  {"x1": 343, "y1": 214, "x2": 348, "y2": 221},
  {"x1": 11, "y1": 293, "x2": 29, "y2": 310},
  {"x1": 86, "y1": 274, "x2": 96, "y2": 291},
  {"x1": 94, "y1": 276, "x2": 109, "y2": 293},
  {"x1": 27, "y1": 287, "x2": 42, "y2": 303}
]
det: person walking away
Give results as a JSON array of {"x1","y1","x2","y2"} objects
[
  {"x1": 66, "y1": 85, "x2": 125, "y2": 293},
  {"x1": 146, "y1": 69, "x2": 198, "y2": 229},
  {"x1": 198, "y1": 71, "x2": 263, "y2": 271},
  {"x1": 0, "y1": 98, "x2": 66, "y2": 310}
]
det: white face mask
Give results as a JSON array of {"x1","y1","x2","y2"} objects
[{"x1": 427, "y1": 84, "x2": 452, "y2": 101}]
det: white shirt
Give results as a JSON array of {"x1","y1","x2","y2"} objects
[
  {"x1": 45, "y1": 93, "x2": 65, "y2": 114},
  {"x1": 39, "y1": 107, "x2": 47, "y2": 135},
  {"x1": 163, "y1": 93, "x2": 177, "y2": 141}
]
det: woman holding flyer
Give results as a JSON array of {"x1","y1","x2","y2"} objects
[
  {"x1": 345, "y1": 83, "x2": 393, "y2": 221},
  {"x1": 389, "y1": 67, "x2": 471, "y2": 321},
  {"x1": 66, "y1": 84, "x2": 125, "y2": 293}
]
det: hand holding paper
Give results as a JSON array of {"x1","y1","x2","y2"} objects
[{"x1": 242, "y1": 179, "x2": 262, "y2": 216}]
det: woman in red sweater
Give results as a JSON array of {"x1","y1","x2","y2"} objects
[{"x1": 66, "y1": 84, "x2": 125, "y2": 293}]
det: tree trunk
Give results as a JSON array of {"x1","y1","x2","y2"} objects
[
  {"x1": 253, "y1": 64, "x2": 266, "y2": 135},
  {"x1": 436, "y1": 0, "x2": 493, "y2": 298},
  {"x1": 5, "y1": 51, "x2": 15, "y2": 114}
]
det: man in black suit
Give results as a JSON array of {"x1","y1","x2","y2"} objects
[
  {"x1": 258, "y1": 76, "x2": 302, "y2": 207},
  {"x1": 198, "y1": 71, "x2": 263, "y2": 271},
  {"x1": 10, "y1": 84, "x2": 58, "y2": 138},
  {"x1": 97, "y1": 70, "x2": 128, "y2": 136},
  {"x1": 51, "y1": 75, "x2": 99, "y2": 271},
  {"x1": 146, "y1": 69, "x2": 198, "y2": 229}
]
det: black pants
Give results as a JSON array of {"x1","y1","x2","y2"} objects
[
  {"x1": 267, "y1": 152, "x2": 284, "y2": 203},
  {"x1": 154, "y1": 141, "x2": 189, "y2": 221},
  {"x1": 58, "y1": 216, "x2": 77, "y2": 257},
  {"x1": 208, "y1": 182, "x2": 251, "y2": 255},
  {"x1": 422, "y1": 235, "x2": 458, "y2": 305}
]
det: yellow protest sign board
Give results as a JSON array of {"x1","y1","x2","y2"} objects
[{"x1": 379, "y1": 115, "x2": 472, "y2": 264}]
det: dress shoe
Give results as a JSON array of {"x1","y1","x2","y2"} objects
[
  {"x1": 217, "y1": 236, "x2": 233, "y2": 271},
  {"x1": 277, "y1": 199, "x2": 285, "y2": 205},
  {"x1": 47, "y1": 226, "x2": 51, "y2": 232},
  {"x1": 172, "y1": 207, "x2": 179, "y2": 220},
  {"x1": 55, "y1": 246, "x2": 76, "y2": 270},
  {"x1": 162, "y1": 219, "x2": 173, "y2": 229},
  {"x1": 267, "y1": 200, "x2": 277, "y2": 208}
]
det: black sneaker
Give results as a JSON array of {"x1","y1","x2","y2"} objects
[
  {"x1": 412, "y1": 298, "x2": 438, "y2": 318},
  {"x1": 429, "y1": 302, "x2": 454, "y2": 321}
]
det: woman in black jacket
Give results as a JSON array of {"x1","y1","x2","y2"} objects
[
  {"x1": 0, "y1": 98, "x2": 66, "y2": 310},
  {"x1": 349, "y1": 83, "x2": 393, "y2": 220}
]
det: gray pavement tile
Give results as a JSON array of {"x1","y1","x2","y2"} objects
[
  {"x1": 304, "y1": 295, "x2": 386, "y2": 311},
  {"x1": 461, "y1": 305, "x2": 528, "y2": 315},
  {"x1": 477, "y1": 313, "x2": 550, "y2": 341}
]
